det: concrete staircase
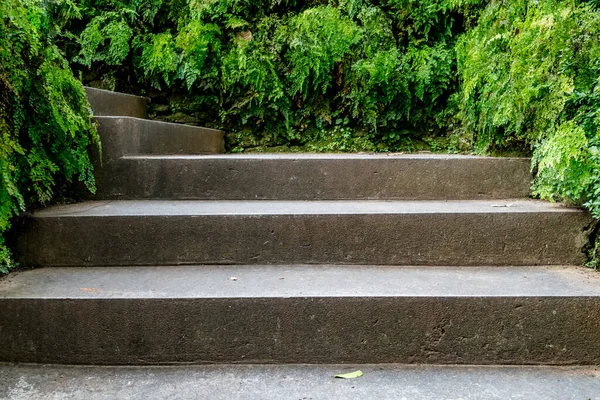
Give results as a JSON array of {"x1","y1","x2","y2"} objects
[{"x1": 1, "y1": 87, "x2": 599, "y2": 398}]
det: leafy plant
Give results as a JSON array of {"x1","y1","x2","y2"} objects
[
  {"x1": 62, "y1": 0, "x2": 484, "y2": 148},
  {"x1": 456, "y1": 0, "x2": 600, "y2": 213},
  {"x1": 0, "y1": 0, "x2": 99, "y2": 272}
]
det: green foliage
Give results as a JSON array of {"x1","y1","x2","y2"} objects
[
  {"x1": 0, "y1": 0, "x2": 99, "y2": 273},
  {"x1": 176, "y1": 21, "x2": 222, "y2": 89},
  {"x1": 283, "y1": 6, "x2": 361, "y2": 99},
  {"x1": 456, "y1": 0, "x2": 600, "y2": 221},
  {"x1": 74, "y1": 12, "x2": 133, "y2": 67},
  {"x1": 134, "y1": 32, "x2": 179, "y2": 88},
  {"x1": 62, "y1": 0, "x2": 484, "y2": 148}
]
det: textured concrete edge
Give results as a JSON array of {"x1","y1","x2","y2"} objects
[
  {"x1": 91, "y1": 156, "x2": 533, "y2": 200},
  {"x1": 0, "y1": 297, "x2": 598, "y2": 365},
  {"x1": 85, "y1": 87, "x2": 148, "y2": 119},
  {"x1": 92, "y1": 116, "x2": 225, "y2": 159},
  {"x1": 85, "y1": 86, "x2": 149, "y2": 101},
  {"x1": 30, "y1": 199, "x2": 586, "y2": 217},
  {"x1": 2, "y1": 265, "x2": 599, "y2": 299},
  {"x1": 16, "y1": 212, "x2": 593, "y2": 266},
  {"x1": 94, "y1": 116, "x2": 224, "y2": 134},
  {"x1": 1, "y1": 362, "x2": 598, "y2": 370}
]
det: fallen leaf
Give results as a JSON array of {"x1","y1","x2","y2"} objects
[
  {"x1": 80, "y1": 288, "x2": 101, "y2": 293},
  {"x1": 335, "y1": 370, "x2": 363, "y2": 379}
]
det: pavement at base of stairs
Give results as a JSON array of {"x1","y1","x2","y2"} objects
[{"x1": 0, "y1": 363, "x2": 598, "y2": 400}]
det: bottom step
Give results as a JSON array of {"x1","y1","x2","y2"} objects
[
  {"x1": 1, "y1": 265, "x2": 600, "y2": 365},
  {"x1": 0, "y1": 363, "x2": 599, "y2": 399}
]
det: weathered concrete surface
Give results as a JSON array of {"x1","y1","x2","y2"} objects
[
  {"x1": 93, "y1": 117, "x2": 224, "y2": 158},
  {"x1": 85, "y1": 87, "x2": 148, "y2": 118},
  {"x1": 17, "y1": 200, "x2": 593, "y2": 267},
  {"x1": 92, "y1": 154, "x2": 532, "y2": 200},
  {"x1": 0, "y1": 265, "x2": 599, "y2": 365},
  {"x1": 0, "y1": 364, "x2": 598, "y2": 400},
  {"x1": 3, "y1": 264, "x2": 600, "y2": 298}
]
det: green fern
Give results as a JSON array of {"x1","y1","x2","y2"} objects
[{"x1": 0, "y1": 0, "x2": 98, "y2": 273}]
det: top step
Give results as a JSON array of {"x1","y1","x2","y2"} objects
[
  {"x1": 93, "y1": 154, "x2": 532, "y2": 200},
  {"x1": 85, "y1": 87, "x2": 149, "y2": 119}
]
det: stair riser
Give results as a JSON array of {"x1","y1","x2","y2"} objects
[
  {"x1": 1, "y1": 297, "x2": 598, "y2": 365},
  {"x1": 94, "y1": 117, "x2": 225, "y2": 159},
  {"x1": 93, "y1": 157, "x2": 532, "y2": 200},
  {"x1": 19, "y1": 212, "x2": 591, "y2": 266},
  {"x1": 85, "y1": 87, "x2": 148, "y2": 118}
]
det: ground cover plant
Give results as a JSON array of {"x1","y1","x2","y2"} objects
[
  {"x1": 0, "y1": 0, "x2": 99, "y2": 272},
  {"x1": 61, "y1": 0, "x2": 486, "y2": 152}
]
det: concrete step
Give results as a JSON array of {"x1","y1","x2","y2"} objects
[
  {"x1": 1, "y1": 364, "x2": 599, "y2": 400},
  {"x1": 94, "y1": 117, "x2": 225, "y2": 159},
  {"x1": 93, "y1": 154, "x2": 532, "y2": 200},
  {"x1": 0, "y1": 265, "x2": 599, "y2": 365},
  {"x1": 85, "y1": 87, "x2": 148, "y2": 118},
  {"x1": 17, "y1": 200, "x2": 592, "y2": 267}
]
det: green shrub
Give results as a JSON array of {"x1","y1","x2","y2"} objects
[
  {"x1": 0, "y1": 0, "x2": 99, "y2": 272},
  {"x1": 456, "y1": 0, "x2": 600, "y2": 219},
  {"x1": 62, "y1": 0, "x2": 485, "y2": 149}
]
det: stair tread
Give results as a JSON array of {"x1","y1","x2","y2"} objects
[
  {"x1": 32, "y1": 199, "x2": 583, "y2": 217},
  {"x1": 95, "y1": 115, "x2": 223, "y2": 133},
  {"x1": 122, "y1": 153, "x2": 530, "y2": 160},
  {"x1": 0, "y1": 363, "x2": 598, "y2": 400},
  {"x1": 85, "y1": 86, "x2": 148, "y2": 101},
  {"x1": 2, "y1": 265, "x2": 600, "y2": 299}
]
